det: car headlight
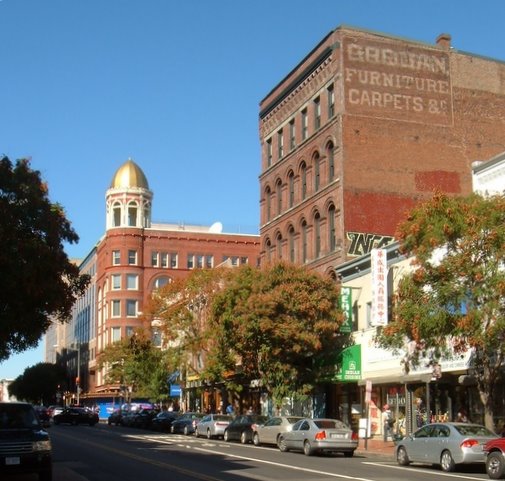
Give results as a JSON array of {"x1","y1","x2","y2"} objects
[{"x1": 33, "y1": 440, "x2": 52, "y2": 452}]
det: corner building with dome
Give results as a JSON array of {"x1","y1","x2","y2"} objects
[{"x1": 51, "y1": 159, "x2": 260, "y2": 409}]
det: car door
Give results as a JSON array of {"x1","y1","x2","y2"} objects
[
  {"x1": 289, "y1": 420, "x2": 310, "y2": 450},
  {"x1": 426, "y1": 424, "x2": 450, "y2": 464},
  {"x1": 261, "y1": 417, "x2": 280, "y2": 445},
  {"x1": 408, "y1": 425, "x2": 434, "y2": 462}
]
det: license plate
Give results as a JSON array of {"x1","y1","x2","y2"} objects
[
  {"x1": 331, "y1": 433, "x2": 345, "y2": 438},
  {"x1": 6, "y1": 457, "x2": 20, "y2": 465}
]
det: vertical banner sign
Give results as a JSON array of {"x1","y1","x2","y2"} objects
[
  {"x1": 339, "y1": 287, "x2": 353, "y2": 333},
  {"x1": 371, "y1": 248, "x2": 388, "y2": 326}
]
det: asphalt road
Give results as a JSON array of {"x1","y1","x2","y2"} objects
[{"x1": 6, "y1": 422, "x2": 492, "y2": 481}]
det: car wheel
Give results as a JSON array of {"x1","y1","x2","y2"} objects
[
  {"x1": 223, "y1": 429, "x2": 230, "y2": 442},
  {"x1": 240, "y1": 431, "x2": 248, "y2": 444},
  {"x1": 303, "y1": 440, "x2": 314, "y2": 456},
  {"x1": 440, "y1": 450, "x2": 456, "y2": 472},
  {"x1": 253, "y1": 433, "x2": 260, "y2": 446},
  {"x1": 183, "y1": 425, "x2": 190, "y2": 435},
  {"x1": 207, "y1": 429, "x2": 212, "y2": 440},
  {"x1": 39, "y1": 467, "x2": 53, "y2": 481},
  {"x1": 278, "y1": 436, "x2": 289, "y2": 452},
  {"x1": 396, "y1": 446, "x2": 410, "y2": 466},
  {"x1": 487, "y1": 452, "x2": 505, "y2": 479}
]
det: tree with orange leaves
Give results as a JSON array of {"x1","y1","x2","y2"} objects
[{"x1": 376, "y1": 192, "x2": 505, "y2": 431}]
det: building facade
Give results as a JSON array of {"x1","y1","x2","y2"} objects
[
  {"x1": 48, "y1": 159, "x2": 260, "y2": 409},
  {"x1": 259, "y1": 26, "x2": 505, "y2": 275}
]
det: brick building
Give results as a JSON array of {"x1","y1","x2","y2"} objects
[
  {"x1": 259, "y1": 26, "x2": 505, "y2": 276},
  {"x1": 51, "y1": 159, "x2": 260, "y2": 407}
]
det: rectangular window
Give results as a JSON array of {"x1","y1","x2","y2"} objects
[
  {"x1": 327, "y1": 84, "x2": 335, "y2": 118},
  {"x1": 170, "y1": 253, "x2": 178, "y2": 268},
  {"x1": 111, "y1": 274, "x2": 121, "y2": 290},
  {"x1": 277, "y1": 129, "x2": 284, "y2": 159},
  {"x1": 301, "y1": 109, "x2": 308, "y2": 140},
  {"x1": 289, "y1": 119, "x2": 296, "y2": 151},
  {"x1": 187, "y1": 254, "x2": 194, "y2": 269},
  {"x1": 126, "y1": 299, "x2": 137, "y2": 317},
  {"x1": 366, "y1": 302, "x2": 373, "y2": 328},
  {"x1": 126, "y1": 274, "x2": 138, "y2": 290},
  {"x1": 112, "y1": 250, "x2": 120, "y2": 265},
  {"x1": 126, "y1": 326, "x2": 135, "y2": 337},
  {"x1": 111, "y1": 327, "x2": 121, "y2": 343},
  {"x1": 128, "y1": 250, "x2": 137, "y2": 265},
  {"x1": 205, "y1": 255, "x2": 213, "y2": 268},
  {"x1": 152, "y1": 329, "x2": 162, "y2": 347},
  {"x1": 240, "y1": 257, "x2": 248, "y2": 265},
  {"x1": 151, "y1": 251, "x2": 159, "y2": 267},
  {"x1": 111, "y1": 300, "x2": 121, "y2": 317},
  {"x1": 196, "y1": 254, "x2": 204, "y2": 268},
  {"x1": 266, "y1": 138, "x2": 272, "y2": 167},
  {"x1": 161, "y1": 252, "x2": 168, "y2": 268},
  {"x1": 314, "y1": 97, "x2": 321, "y2": 130}
]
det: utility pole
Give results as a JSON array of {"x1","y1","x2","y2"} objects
[{"x1": 76, "y1": 343, "x2": 81, "y2": 405}]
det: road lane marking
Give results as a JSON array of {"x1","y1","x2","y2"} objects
[{"x1": 362, "y1": 461, "x2": 486, "y2": 480}]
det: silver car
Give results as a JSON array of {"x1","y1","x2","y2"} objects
[
  {"x1": 278, "y1": 418, "x2": 358, "y2": 456},
  {"x1": 253, "y1": 416, "x2": 303, "y2": 447},
  {"x1": 195, "y1": 414, "x2": 233, "y2": 439},
  {"x1": 396, "y1": 422, "x2": 499, "y2": 472}
]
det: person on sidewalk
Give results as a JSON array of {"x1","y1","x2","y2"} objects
[{"x1": 382, "y1": 404, "x2": 394, "y2": 442}]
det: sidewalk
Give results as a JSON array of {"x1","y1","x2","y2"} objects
[{"x1": 355, "y1": 438, "x2": 396, "y2": 457}]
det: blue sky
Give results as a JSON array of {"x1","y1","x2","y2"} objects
[{"x1": 1, "y1": 0, "x2": 504, "y2": 380}]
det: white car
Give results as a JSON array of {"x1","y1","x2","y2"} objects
[
  {"x1": 195, "y1": 414, "x2": 233, "y2": 439},
  {"x1": 253, "y1": 416, "x2": 303, "y2": 446}
]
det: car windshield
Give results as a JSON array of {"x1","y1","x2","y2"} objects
[
  {"x1": 314, "y1": 419, "x2": 348, "y2": 430},
  {"x1": 454, "y1": 424, "x2": 496, "y2": 437},
  {"x1": 0, "y1": 404, "x2": 39, "y2": 429}
]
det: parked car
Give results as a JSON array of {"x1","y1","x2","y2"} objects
[
  {"x1": 484, "y1": 437, "x2": 505, "y2": 479},
  {"x1": 53, "y1": 407, "x2": 99, "y2": 426},
  {"x1": 223, "y1": 414, "x2": 269, "y2": 444},
  {"x1": 396, "y1": 422, "x2": 498, "y2": 472},
  {"x1": 34, "y1": 406, "x2": 51, "y2": 428},
  {"x1": 0, "y1": 401, "x2": 52, "y2": 481},
  {"x1": 129, "y1": 408, "x2": 159, "y2": 429},
  {"x1": 278, "y1": 418, "x2": 358, "y2": 457},
  {"x1": 195, "y1": 414, "x2": 233, "y2": 439},
  {"x1": 107, "y1": 408, "x2": 126, "y2": 426},
  {"x1": 151, "y1": 411, "x2": 180, "y2": 432},
  {"x1": 47, "y1": 405, "x2": 63, "y2": 418},
  {"x1": 171, "y1": 412, "x2": 205, "y2": 435},
  {"x1": 253, "y1": 416, "x2": 303, "y2": 446}
]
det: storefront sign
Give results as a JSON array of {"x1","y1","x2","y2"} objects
[
  {"x1": 339, "y1": 287, "x2": 353, "y2": 333},
  {"x1": 335, "y1": 344, "x2": 362, "y2": 381},
  {"x1": 371, "y1": 248, "x2": 388, "y2": 326}
]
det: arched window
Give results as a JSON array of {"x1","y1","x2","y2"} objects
[
  {"x1": 300, "y1": 162, "x2": 307, "y2": 200},
  {"x1": 143, "y1": 201, "x2": 151, "y2": 228},
  {"x1": 301, "y1": 219, "x2": 308, "y2": 263},
  {"x1": 288, "y1": 225, "x2": 296, "y2": 262},
  {"x1": 314, "y1": 212, "x2": 321, "y2": 258},
  {"x1": 276, "y1": 232, "x2": 282, "y2": 259},
  {"x1": 327, "y1": 141, "x2": 335, "y2": 182},
  {"x1": 328, "y1": 204, "x2": 336, "y2": 251},
  {"x1": 112, "y1": 202, "x2": 122, "y2": 227},
  {"x1": 276, "y1": 179, "x2": 282, "y2": 216},
  {"x1": 288, "y1": 171, "x2": 295, "y2": 208},
  {"x1": 314, "y1": 153, "x2": 320, "y2": 192},
  {"x1": 128, "y1": 202, "x2": 138, "y2": 227},
  {"x1": 265, "y1": 186, "x2": 271, "y2": 222},
  {"x1": 265, "y1": 238, "x2": 272, "y2": 263},
  {"x1": 153, "y1": 276, "x2": 171, "y2": 290}
]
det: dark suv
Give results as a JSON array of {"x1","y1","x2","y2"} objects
[{"x1": 0, "y1": 402, "x2": 52, "y2": 481}]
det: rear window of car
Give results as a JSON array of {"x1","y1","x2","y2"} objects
[
  {"x1": 0, "y1": 404, "x2": 39, "y2": 429},
  {"x1": 214, "y1": 415, "x2": 231, "y2": 421},
  {"x1": 454, "y1": 424, "x2": 496, "y2": 437},
  {"x1": 314, "y1": 420, "x2": 348, "y2": 430}
]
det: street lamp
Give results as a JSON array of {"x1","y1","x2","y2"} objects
[{"x1": 71, "y1": 343, "x2": 81, "y2": 405}]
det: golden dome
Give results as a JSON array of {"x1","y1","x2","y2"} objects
[{"x1": 110, "y1": 159, "x2": 149, "y2": 189}]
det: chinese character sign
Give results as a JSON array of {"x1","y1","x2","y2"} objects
[{"x1": 371, "y1": 248, "x2": 388, "y2": 326}]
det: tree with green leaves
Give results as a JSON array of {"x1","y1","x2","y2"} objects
[
  {"x1": 208, "y1": 262, "x2": 349, "y2": 410},
  {"x1": 98, "y1": 328, "x2": 170, "y2": 402},
  {"x1": 0, "y1": 156, "x2": 89, "y2": 361},
  {"x1": 376, "y1": 192, "x2": 505, "y2": 430},
  {"x1": 8, "y1": 362, "x2": 67, "y2": 405}
]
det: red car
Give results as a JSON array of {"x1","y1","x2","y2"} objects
[{"x1": 484, "y1": 437, "x2": 505, "y2": 479}]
